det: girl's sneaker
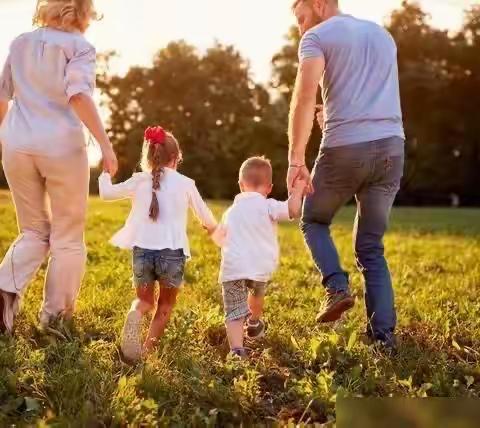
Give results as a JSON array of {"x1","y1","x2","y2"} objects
[
  {"x1": 120, "y1": 310, "x2": 143, "y2": 363},
  {"x1": 246, "y1": 319, "x2": 266, "y2": 340}
]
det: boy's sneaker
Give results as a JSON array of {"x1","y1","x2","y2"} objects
[
  {"x1": 316, "y1": 291, "x2": 355, "y2": 323},
  {"x1": 0, "y1": 291, "x2": 15, "y2": 335},
  {"x1": 229, "y1": 347, "x2": 249, "y2": 359},
  {"x1": 246, "y1": 319, "x2": 266, "y2": 340},
  {"x1": 120, "y1": 310, "x2": 143, "y2": 363}
]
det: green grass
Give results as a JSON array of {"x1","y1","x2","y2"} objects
[{"x1": 0, "y1": 193, "x2": 479, "y2": 426}]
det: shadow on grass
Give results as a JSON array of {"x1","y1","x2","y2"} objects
[{"x1": 0, "y1": 326, "x2": 124, "y2": 426}]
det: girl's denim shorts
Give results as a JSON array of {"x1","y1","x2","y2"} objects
[{"x1": 132, "y1": 247, "x2": 186, "y2": 288}]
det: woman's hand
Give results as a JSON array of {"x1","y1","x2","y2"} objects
[{"x1": 101, "y1": 143, "x2": 118, "y2": 177}]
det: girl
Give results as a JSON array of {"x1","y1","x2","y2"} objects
[
  {"x1": 99, "y1": 126, "x2": 217, "y2": 362},
  {"x1": 0, "y1": 0, "x2": 117, "y2": 334}
]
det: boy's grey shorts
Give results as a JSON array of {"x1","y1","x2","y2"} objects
[{"x1": 222, "y1": 279, "x2": 267, "y2": 322}]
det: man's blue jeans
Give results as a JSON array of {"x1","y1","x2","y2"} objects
[{"x1": 301, "y1": 137, "x2": 405, "y2": 342}]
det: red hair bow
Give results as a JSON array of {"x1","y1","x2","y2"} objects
[{"x1": 144, "y1": 126, "x2": 166, "y2": 145}]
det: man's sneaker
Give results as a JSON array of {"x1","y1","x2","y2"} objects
[
  {"x1": 363, "y1": 331, "x2": 398, "y2": 355},
  {"x1": 316, "y1": 291, "x2": 355, "y2": 323},
  {"x1": 120, "y1": 310, "x2": 143, "y2": 364},
  {"x1": 0, "y1": 291, "x2": 15, "y2": 335},
  {"x1": 246, "y1": 319, "x2": 266, "y2": 340}
]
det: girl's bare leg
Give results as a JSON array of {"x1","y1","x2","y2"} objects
[
  {"x1": 132, "y1": 284, "x2": 155, "y2": 315},
  {"x1": 143, "y1": 283, "x2": 179, "y2": 353}
]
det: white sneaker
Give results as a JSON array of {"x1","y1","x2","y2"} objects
[
  {"x1": 0, "y1": 291, "x2": 15, "y2": 334},
  {"x1": 120, "y1": 310, "x2": 143, "y2": 363}
]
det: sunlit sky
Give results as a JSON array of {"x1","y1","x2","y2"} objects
[{"x1": 0, "y1": 0, "x2": 476, "y2": 82}]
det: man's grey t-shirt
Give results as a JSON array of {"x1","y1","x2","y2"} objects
[{"x1": 299, "y1": 14, "x2": 405, "y2": 148}]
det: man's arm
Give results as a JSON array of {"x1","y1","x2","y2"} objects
[
  {"x1": 287, "y1": 56, "x2": 325, "y2": 192},
  {"x1": 288, "y1": 179, "x2": 307, "y2": 219}
]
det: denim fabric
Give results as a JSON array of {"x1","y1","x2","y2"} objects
[
  {"x1": 132, "y1": 247, "x2": 186, "y2": 288},
  {"x1": 301, "y1": 137, "x2": 404, "y2": 341}
]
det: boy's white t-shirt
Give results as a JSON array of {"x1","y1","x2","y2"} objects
[{"x1": 216, "y1": 192, "x2": 290, "y2": 283}]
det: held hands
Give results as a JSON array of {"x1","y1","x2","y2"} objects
[
  {"x1": 101, "y1": 143, "x2": 119, "y2": 177},
  {"x1": 287, "y1": 175, "x2": 309, "y2": 220},
  {"x1": 287, "y1": 165, "x2": 313, "y2": 196},
  {"x1": 292, "y1": 175, "x2": 308, "y2": 195},
  {"x1": 207, "y1": 224, "x2": 227, "y2": 247}
]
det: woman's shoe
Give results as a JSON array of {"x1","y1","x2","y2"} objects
[{"x1": 0, "y1": 291, "x2": 15, "y2": 335}]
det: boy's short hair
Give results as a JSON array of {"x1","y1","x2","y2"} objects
[{"x1": 239, "y1": 156, "x2": 273, "y2": 188}]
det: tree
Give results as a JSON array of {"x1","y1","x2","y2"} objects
[
  {"x1": 271, "y1": 26, "x2": 301, "y2": 103},
  {"x1": 98, "y1": 41, "x2": 273, "y2": 198},
  {"x1": 268, "y1": 0, "x2": 480, "y2": 205},
  {"x1": 94, "y1": 1, "x2": 479, "y2": 204},
  {"x1": 386, "y1": 1, "x2": 480, "y2": 204}
]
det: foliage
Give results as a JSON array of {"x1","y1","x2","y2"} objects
[
  {"x1": 0, "y1": 194, "x2": 479, "y2": 425},
  {"x1": 93, "y1": 1, "x2": 480, "y2": 205},
  {"x1": 97, "y1": 41, "x2": 272, "y2": 198},
  {"x1": 386, "y1": 2, "x2": 480, "y2": 205}
]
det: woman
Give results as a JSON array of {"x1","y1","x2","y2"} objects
[{"x1": 0, "y1": 0, "x2": 117, "y2": 334}]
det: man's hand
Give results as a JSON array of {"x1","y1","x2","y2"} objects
[
  {"x1": 292, "y1": 176, "x2": 308, "y2": 194},
  {"x1": 287, "y1": 176, "x2": 309, "y2": 219},
  {"x1": 287, "y1": 165, "x2": 313, "y2": 195}
]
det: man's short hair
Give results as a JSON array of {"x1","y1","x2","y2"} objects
[{"x1": 239, "y1": 156, "x2": 273, "y2": 188}]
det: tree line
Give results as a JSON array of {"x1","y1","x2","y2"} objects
[{"x1": 2, "y1": 1, "x2": 479, "y2": 205}]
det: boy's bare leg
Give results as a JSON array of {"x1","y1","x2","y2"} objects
[
  {"x1": 225, "y1": 318, "x2": 245, "y2": 351},
  {"x1": 248, "y1": 294, "x2": 264, "y2": 322},
  {"x1": 143, "y1": 284, "x2": 179, "y2": 353},
  {"x1": 246, "y1": 289, "x2": 267, "y2": 340}
]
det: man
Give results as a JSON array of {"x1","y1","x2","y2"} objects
[{"x1": 288, "y1": 0, "x2": 405, "y2": 349}]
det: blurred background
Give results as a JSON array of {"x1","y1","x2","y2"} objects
[{"x1": 1, "y1": 0, "x2": 479, "y2": 205}]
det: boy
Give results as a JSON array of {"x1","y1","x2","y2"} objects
[{"x1": 215, "y1": 157, "x2": 306, "y2": 357}]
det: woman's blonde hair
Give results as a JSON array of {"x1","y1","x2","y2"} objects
[
  {"x1": 141, "y1": 130, "x2": 182, "y2": 222},
  {"x1": 33, "y1": 0, "x2": 100, "y2": 33}
]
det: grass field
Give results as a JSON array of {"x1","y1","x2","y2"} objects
[{"x1": 0, "y1": 193, "x2": 479, "y2": 426}]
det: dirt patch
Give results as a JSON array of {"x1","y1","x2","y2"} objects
[{"x1": 205, "y1": 324, "x2": 228, "y2": 347}]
